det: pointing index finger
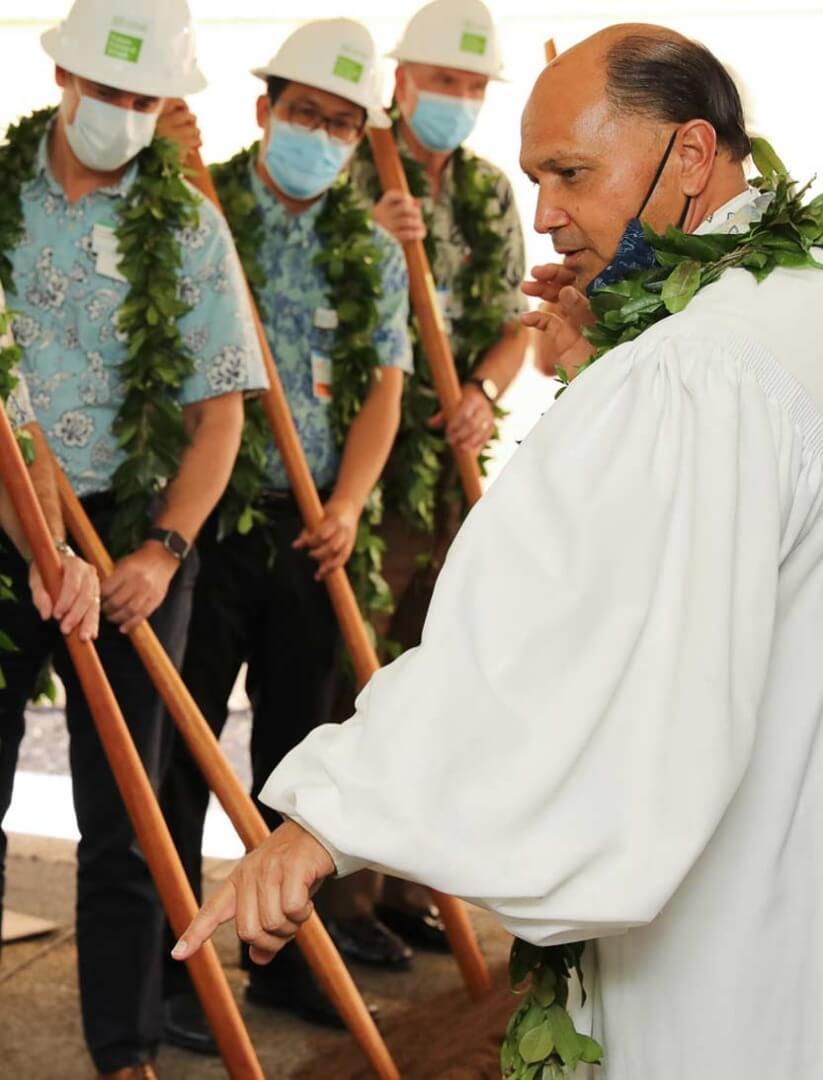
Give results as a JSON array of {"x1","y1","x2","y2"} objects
[{"x1": 172, "y1": 879, "x2": 237, "y2": 961}]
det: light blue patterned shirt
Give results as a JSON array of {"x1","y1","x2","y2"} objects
[
  {"x1": 248, "y1": 164, "x2": 413, "y2": 491},
  {"x1": 8, "y1": 134, "x2": 268, "y2": 496}
]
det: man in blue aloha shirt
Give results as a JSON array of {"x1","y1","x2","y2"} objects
[
  {"x1": 159, "y1": 17, "x2": 413, "y2": 1051},
  {"x1": 0, "y1": 3, "x2": 266, "y2": 1078}
]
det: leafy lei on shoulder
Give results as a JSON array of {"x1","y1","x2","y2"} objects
[
  {"x1": 355, "y1": 116, "x2": 511, "y2": 533},
  {"x1": 503, "y1": 140, "x2": 823, "y2": 1080},
  {"x1": 0, "y1": 106, "x2": 204, "y2": 557},
  {"x1": 560, "y1": 137, "x2": 823, "y2": 387},
  {"x1": 210, "y1": 145, "x2": 393, "y2": 624}
]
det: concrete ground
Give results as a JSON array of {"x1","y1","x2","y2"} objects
[{"x1": 1, "y1": 832, "x2": 512, "y2": 1079}]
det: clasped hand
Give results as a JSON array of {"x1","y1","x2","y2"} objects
[{"x1": 293, "y1": 497, "x2": 358, "y2": 581}]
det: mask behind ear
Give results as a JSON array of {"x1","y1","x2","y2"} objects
[{"x1": 62, "y1": 92, "x2": 158, "y2": 172}]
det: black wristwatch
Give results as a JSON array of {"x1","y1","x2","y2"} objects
[
  {"x1": 466, "y1": 375, "x2": 500, "y2": 403},
  {"x1": 147, "y1": 527, "x2": 191, "y2": 562}
]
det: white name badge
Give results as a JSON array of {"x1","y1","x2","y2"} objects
[
  {"x1": 311, "y1": 352, "x2": 333, "y2": 402},
  {"x1": 314, "y1": 307, "x2": 339, "y2": 330},
  {"x1": 91, "y1": 223, "x2": 127, "y2": 283}
]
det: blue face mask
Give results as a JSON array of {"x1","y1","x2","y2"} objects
[
  {"x1": 408, "y1": 90, "x2": 481, "y2": 153},
  {"x1": 264, "y1": 118, "x2": 354, "y2": 201},
  {"x1": 587, "y1": 130, "x2": 690, "y2": 296}
]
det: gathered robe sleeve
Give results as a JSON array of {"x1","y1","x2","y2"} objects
[{"x1": 260, "y1": 328, "x2": 784, "y2": 946}]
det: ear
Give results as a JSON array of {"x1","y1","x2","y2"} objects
[
  {"x1": 55, "y1": 65, "x2": 67, "y2": 89},
  {"x1": 256, "y1": 94, "x2": 270, "y2": 133},
  {"x1": 395, "y1": 64, "x2": 410, "y2": 109},
  {"x1": 677, "y1": 119, "x2": 718, "y2": 199}
]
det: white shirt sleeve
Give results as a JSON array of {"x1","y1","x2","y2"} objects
[{"x1": 260, "y1": 329, "x2": 783, "y2": 946}]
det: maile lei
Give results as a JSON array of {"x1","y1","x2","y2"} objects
[
  {"x1": 210, "y1": 145, "x2": 393, "y2": 623},
  {"x1": 0, "y1": 106, "x2": 203, "y2": 557},
  {"x1": 502, "y1": 138, "x2": 823, "y2": 1080},
  {"x1": 355, "y1": 115, "x2": 510, "y2": 533}
]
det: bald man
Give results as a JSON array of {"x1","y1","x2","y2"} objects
[{"x1": 172, "y1": 26, "x2": 823, "y2": 1079}]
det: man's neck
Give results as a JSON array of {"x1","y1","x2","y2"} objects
[
  {"x1": 255, "y1": 157, "x2": 322, "y2": 216},
  {"x1": 683, "y1": 167, "x2": 749, "y2": 234},
  {"x1": 49, "y1": 113, "x2": 129, "y2": 205},
  {"x1": 398, "y1": 118, "x2": 452, "y2": 197}
]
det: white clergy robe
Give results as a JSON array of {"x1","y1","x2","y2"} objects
[{"x1": 260, "y1": 195, "x2": 823, "y2": 1078}]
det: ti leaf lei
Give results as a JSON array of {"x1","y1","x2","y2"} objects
[
  {"x1": 210, "y1": 145, "x2": 393, "y2": 623},
  {"x1": 504, "y1": 139, "x2": 823, "y2": 1080},
  {"x1": 355, "y1": 118, "x2": 510, "y2": 533},
  {"x1": 0, "y1": 107, "x2": 203, "y2": 557}
]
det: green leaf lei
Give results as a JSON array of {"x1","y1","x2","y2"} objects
[
  {"x1": 0, "y1": 106, "x2": 202, "y2": 557},
  {"x1": 504, "y1": 140, "x2": 823, "y2": 1080},
  {"x1": 210, "y1": 145, "x2": 393, "y2": 622},
  {"x1": 355, "y1": 118, "x2": 511, "y2": 533}
]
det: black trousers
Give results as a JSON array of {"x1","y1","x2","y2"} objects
[
  {"x1": 0, "y1": 497, "x2": 197, "y2": 1073},
  {"x1": 161, "y1": 497, "x2": 339, "y2": 996}
]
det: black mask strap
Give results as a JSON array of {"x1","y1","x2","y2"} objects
[{"x1": 636, "y1": 128, "x2": 679, "y2": 219}]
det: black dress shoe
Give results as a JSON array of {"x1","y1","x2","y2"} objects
[
  {"x1": 375, "y1": 903, "x2": 451, "y2": 953},
  {"x1": 162, "y1": 992, "x2": 218, "y2": 1056},
  {"x1": 325, "y1": 916, "x2": 414, "y2": 970},
  {"x1": 244, "y1": 940, "x2": 380, "y2": 1030}
]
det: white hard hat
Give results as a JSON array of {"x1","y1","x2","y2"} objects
[
  {"x1": 252, "y1": 19, "x2": 389, "y2": 129},
  {"x1": 389, "y1": 0, "x2": 506, "y2": 82},
  {"x1": 41, "y1": 0, "x2": 207, "y2": 99}
]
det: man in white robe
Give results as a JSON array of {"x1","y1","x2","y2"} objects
[{"x1": 174, "y1": 25, "x2": 823, "y2": 1078}]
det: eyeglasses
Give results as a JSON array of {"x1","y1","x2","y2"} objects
[{"x1": 285, "y1": 101, "x2": 364, "y2": 143}]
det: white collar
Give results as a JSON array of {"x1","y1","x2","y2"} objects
[{"x1": 695, "y1": 185, "x2": 774, "y2": 236}]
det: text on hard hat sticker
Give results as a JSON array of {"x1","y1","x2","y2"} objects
[
  {"x1": 333, "y1": 55, "x2": 364, "y2": 84},
  {"x1": 460, "y1": 31, "x2": 488, "y2": 56},
  {"x1": 105, "y1": 30, "x2": 144, "y2": 63}
]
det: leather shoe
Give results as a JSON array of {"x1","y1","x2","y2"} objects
[
  {"x1": 376, "y1": 903, "x2": 451, "y2": 953},
  {"x1": 162, "y1": 992, "x2": 218, "y2": 1057},
  {"x1": 96, "y1": 1065, "x2": 158, "y2": 1080},
  {"x1": 245, "y1": 940, "x2": 380, "y2": 1029},
  {"x1": 326, "y1": 916, "x2": 413, "y2": 970}
]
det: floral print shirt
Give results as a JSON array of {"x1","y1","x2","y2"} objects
[
  {"x1": 7, "y1": 134, "x2": 267, "y2": 496},
  {"x1": 0, "y1": 282, "x2": 36, "y2": 430},
  {"x1": 248, "y1": 163, "x2": 413, "y2": 491}
]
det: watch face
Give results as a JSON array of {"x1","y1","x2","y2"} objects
[
  {"x1": 482, "y1": 377, "x2": 499, "y2": 402},
  {"x1": 167, "y1": 532, "x2": 189, "y2": 559}
]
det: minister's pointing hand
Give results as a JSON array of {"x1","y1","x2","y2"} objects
[{"x1": 171, "y1": 821, "x2": 336, "y2": 966}]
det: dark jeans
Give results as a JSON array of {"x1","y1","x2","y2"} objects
[
  {"x1": 0, "y1": 497, "x2": 197, "y2": 1073},
  {"x1": 161, "y1": 496, "x2": 339, "y2": 997}
]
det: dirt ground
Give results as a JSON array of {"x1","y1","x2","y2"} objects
[{"x1": 0, "y1": 833, "x2": 513, "y2": 1079}]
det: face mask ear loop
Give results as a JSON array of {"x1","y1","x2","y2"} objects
[
  {"x1": 636, "y1": 128, "x2": 679, "y2": 219},
  {"x1": 677, "y1": 197, "x2": 692, "y2": 231}
]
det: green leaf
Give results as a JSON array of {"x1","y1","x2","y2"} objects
[
  {"x1": 533, "y1": 964, "x2": 558, "y2": 1008},
  {"x1": 661, "y1": 258, "x2": 701, "y2": 314},
  {"x1": 546, "y1": 1005, "x2": 584, "y2": 1069},
  {"x1": 751, "y1": 136, "x2": 788, "y2": 181},
  {"x1": 519, "y1": 1022, "x2": 555, "y2": 1064},
  {"x1": 579, "y1": 1034, "x2": 604, "y2": 1064}
]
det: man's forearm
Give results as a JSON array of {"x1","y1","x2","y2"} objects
[
  {"x1": 332, "y1": 369, "x2": 403, "y2": 514},
  {"x1": 153, "y1": 393, "x2": 244, "y2": 542},
  {"x1": 0, "y1": 423, "x2": 65, "y2": 558},
  {"x1": 473, "y1": 319, "x2": 529, "y2": 395}
]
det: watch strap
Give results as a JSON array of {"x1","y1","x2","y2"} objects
[{"x1": 148, "y1": 527, "x2": 191, "y2": 562}]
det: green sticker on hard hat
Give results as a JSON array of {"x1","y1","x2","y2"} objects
[
  {"x1": 333, "y1": 55, "x2": 364, "y2": 84},
  {"x1": 105, "y1": 30, "x2": 144, "y2": 64},
  {"x1": 460, "y1": 31, "x2": 488, "y2": 56}
]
